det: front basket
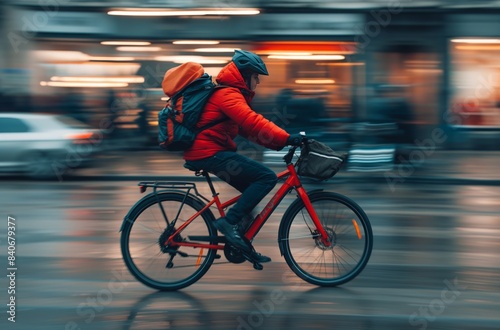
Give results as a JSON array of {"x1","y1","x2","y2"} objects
[{"x1": 297, "y1": 140, "x2": 347, "y2": 181}]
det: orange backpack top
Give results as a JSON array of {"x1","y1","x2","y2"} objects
[{"x1": 158, "y1": 62, "x2": 226, "y2": 151}]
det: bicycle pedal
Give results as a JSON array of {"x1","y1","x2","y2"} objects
[
  {"x1": 215, "y1": 254, "x2": 221, "y2": 259},
  {"x1": 241, "y1": 252, "x2": 264, "y2": 270}
]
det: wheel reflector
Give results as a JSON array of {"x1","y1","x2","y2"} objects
[
  {"x1": 352, "y1": 219, "x2": 362, "y2": 239},
  {"x1": 196, "y1": 248, "x2": 204, "y2": 267}
]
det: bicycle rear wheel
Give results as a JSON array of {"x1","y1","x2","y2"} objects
[
  {"x1": 121, "y1": 192, "x2": 217, "y2": 291},
  {"x1": 279, "y1": 191, "x2": 373, "y2": 287}
]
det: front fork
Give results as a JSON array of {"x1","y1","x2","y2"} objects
[
  {"x1": 294, "y1": 186, "x2": 332, "y2": 247},
  {"x1": 283, "y1": 163, "x2": 332, "y2": 247}
]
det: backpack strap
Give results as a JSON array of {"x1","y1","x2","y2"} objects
[
  {"x1": 194, "y1": 116, "x2": 228, "y2": 134},
  {"x1": 193, "y1": 84, "x2": 230, "y2": 133}
]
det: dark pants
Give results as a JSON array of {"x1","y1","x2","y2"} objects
[{"x1": 185, "y1": 151, "x2": 277, "y2": 225}]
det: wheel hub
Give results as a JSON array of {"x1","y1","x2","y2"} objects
[
  {"x1": 315, "y1": 227, "x2": 336, "y2": 250},
  {"x1": 158, "y1": 227, "x2": 182, "y2": 253}
]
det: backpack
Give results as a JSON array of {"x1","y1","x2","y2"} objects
[{"x1": 158, "y1": 62, "x2": 226, "y2": 151}]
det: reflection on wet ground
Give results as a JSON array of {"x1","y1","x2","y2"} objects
[{"x1": 2, "y1": 181, "x2": 499, "y2": 329}]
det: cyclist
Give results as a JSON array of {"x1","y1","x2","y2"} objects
[{"x1": 184, "y1": 50, "x2": 301, "y2": 263}]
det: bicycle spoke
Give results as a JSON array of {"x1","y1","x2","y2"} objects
[
  {"x1": 336, "y1": 244, "x2": 363, "y2": 263},
  {"x1": 281, "y1": 192, "x2": 372, "y2": 287},
  {"x1": 130, "y1": 240, "x2": 159, "y2": 255},
  {"x1": 121, "y1": 192, "x2": 217, "y2": 291}
]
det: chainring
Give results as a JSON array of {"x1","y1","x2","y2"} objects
[{"x1": 223, "y1": 244, "x2": 246, "y2": 264}]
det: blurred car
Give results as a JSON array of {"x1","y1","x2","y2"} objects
[{"x1": 0, "y1": 113, "x2": 101, "y2": 179}]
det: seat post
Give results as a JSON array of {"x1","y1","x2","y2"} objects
[{"x1": 202, "y1": 171, "x2": 218, "y2": 197}]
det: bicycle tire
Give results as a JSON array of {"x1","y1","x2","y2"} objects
[
  {"x1": 279, "y1": 191, "x2": 373, "y2": 287},
  {"x1": 121, "y1": 192, "x2": 217, "y2": 291}
]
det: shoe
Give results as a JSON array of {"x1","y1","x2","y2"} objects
[
  {"x1": 214, "y1": 217, "x2": 251, "y2": 252},
  {"x1": 239, "y1": 236, "x2": 271, "y2": 263},
  {"x1": 247, "y1": 250, "x2": 271, "y2": 263}
]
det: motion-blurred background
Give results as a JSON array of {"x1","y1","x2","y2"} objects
[
  {"x1": 1, "y1": 0, "x2": 500, "y2": 178},
  {"x1": 1, "y1": 3, "x2": 500, "y2": 330}
]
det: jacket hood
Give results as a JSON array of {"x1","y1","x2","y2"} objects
[{"x1": 216, "y1": 62, "x2": 254, "y2": 96}]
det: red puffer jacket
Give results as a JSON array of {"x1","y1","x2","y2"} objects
[{"x1": 183, "y1": 62, "x2": 290, "y2": 161}]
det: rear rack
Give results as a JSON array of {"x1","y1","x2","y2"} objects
[
  {"x1": 138, "y1": 181, "x2": 200, "y2": 195},
  {"x1": 137, "y1": 181, "x2": 208, "y2": 229}
]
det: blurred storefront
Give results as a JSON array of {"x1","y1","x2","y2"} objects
[
  {"x1": 446, "y1": 14, "x2": 500, "y2": 150},
  {"x1": 362, "y1": 11, "x2": 444, "y2": 145},
  {"x1": 1, "y1": 2, "x2": 499, "y2": 150}
]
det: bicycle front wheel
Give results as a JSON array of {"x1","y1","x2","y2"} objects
[
  {"x1": 279, "y1": 191, "x2": 373, "y2": 287},
  {"x1": 121, "y1": 192, "x2": 217, "y2": 291}
]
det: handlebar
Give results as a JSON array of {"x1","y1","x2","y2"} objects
[{"x1": 283, "y1": 132, "x2": 307, "y2": 165}]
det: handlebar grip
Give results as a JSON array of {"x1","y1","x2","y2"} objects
[
  {"x1": 300, "y1": 132, "x2": 308, "y2": 144},
  {"x1": 287, "y1": 132, "x2": 306, "y2": 146}
]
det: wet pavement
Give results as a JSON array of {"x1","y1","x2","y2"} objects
[
  {"x1": 1, "y1": 143, "x2": 499, "y2": 329},
  {"x1": 0, "y1": 179, "x2": 499, "y2": 329}
]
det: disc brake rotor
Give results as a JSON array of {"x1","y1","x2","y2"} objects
[{"x1": 314, "y1": 227, "x2": 336, "y2": 251}]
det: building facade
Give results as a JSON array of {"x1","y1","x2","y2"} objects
[{"x1": 1, "y1": 1, "x2": 499, "y2": 149}]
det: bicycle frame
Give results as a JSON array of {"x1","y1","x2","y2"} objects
[{"x1": 165, "y1": 154, "x2": 332, "y2": 251}]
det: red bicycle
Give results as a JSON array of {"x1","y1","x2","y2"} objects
[{"x1": 120, "y1": 139, "x2": 373, "y2": 291}]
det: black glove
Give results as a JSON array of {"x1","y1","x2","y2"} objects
[{"x1": 287, "y1": 134, "x2": 303, "y2": 146}]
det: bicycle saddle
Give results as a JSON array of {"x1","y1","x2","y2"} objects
[{"x1": 183, "y1": 163, "x2": 198, "y2": 172}]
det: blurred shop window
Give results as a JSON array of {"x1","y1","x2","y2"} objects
[
  {"x1": 366, "y1": 84, "x2": 415, "y2": 145},
  {"x1": 274, "y1": 88, "x2": 326, "y2": 129},
  {"x1": 450, "y1": 100, "x2": 483, "y2": 126},
  {"x1": 450, "y1": 38, "x2": 500, "y2": 127},
  {"x1": 371, "y1": 47, "x2": 441, "y2": 137},
  {"x1": 288, "y1": 60, "x2": 353, "y2": 119}
]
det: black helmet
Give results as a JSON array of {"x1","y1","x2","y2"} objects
[{"x1": 232, "y1": 50, "x2": 269, "y2": 76}]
